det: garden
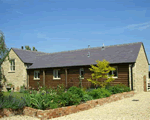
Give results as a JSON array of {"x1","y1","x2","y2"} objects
[{"x1": 0, "y1": 83, "x2": 130, "y2": 110}]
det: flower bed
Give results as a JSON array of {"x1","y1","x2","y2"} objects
[{"x1": 0, "y1": 91, "x2": 135, "y2": 119}]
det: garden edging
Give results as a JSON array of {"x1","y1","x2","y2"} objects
[{"x1": 0, "y1": 91, "x2": 135, "y2": 119}]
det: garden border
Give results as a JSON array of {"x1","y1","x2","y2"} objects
[{"x1": 0, "y1": 91, "x2": 135, "y2": 119}]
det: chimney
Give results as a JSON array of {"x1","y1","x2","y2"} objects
[
  {"x1": 87, "y1": 45, "x2": 90, "y2": 57},
  {"x1": 102, "y1": 43, "x2": 105, "y2": 50},
  {"x1": 21, "y1": 46, "x2": 24, "y2": 49}
]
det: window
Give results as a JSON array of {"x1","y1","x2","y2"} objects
[
  {"x1": 53, "y1": 69, "x2": 60, "y2": 79},
  {"x1": 79, "y1": 68, "x2": 84, "y2": 79},
  {"x1": 108, "y1": 66, "x2": 118, "y2": 78},
  {"x1": 34, "y1": 70, "x2": 40, "y2": 80},
  {"x1": 10, "y1": 59, "x2": 15, "y2": 71}
]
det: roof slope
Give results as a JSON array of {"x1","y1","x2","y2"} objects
[{"x1": 12, "y1": 42, "x2": 143, "y2": 69}]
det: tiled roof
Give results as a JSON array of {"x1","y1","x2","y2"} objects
[{"x1": 12, "y1": 42, "x2": 144, "y2": 69}]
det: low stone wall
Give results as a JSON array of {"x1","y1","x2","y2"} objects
[{"x1": 0, "y1": 91, "x2": 135, "y2": 119}]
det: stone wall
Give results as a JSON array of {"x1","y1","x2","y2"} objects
[
  {"x1": 1, "y1": 49, "x2": 27, "y2": 92},
  {"x1": 0, "y1": 91, "x2": 135, "y2": 119},
  {"x1": 132, "y1": 44, "x2": 149, "y2": 92}
]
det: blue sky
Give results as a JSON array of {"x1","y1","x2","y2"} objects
[{"x1": 0, "y1": 0, "x2": 150, "y2": 64}]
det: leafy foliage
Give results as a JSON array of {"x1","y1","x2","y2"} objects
[
  {"x1": 88, "y1": 88, "x2": 111, "y2": 99},
  {"x1": 68, "y1": 86, "x2": 84, "y2": 97},
  {"x1": 24, "y1": 46, "x2": 37, "y2": 51},
  {"x1": 87, "y1": 59, "x2": 116, "y2": 88},
  {"x1": 0, "y1": 93, "x2": 26, "y2": 109},
  {"x1": 107, "y1": 83, "x2": 130, "y2": 94},
  {"x1": 0, "y1": 31, "x2": 9, "y2": 97},
  {"x1": 56, "y1": 84, "x2": 65, "y2": 95},
  {"x1": 58, "y1": 91, "x2": 81, "y2": 106},
  {"x1": 82, "y1": 94, "x2": 93, "y2": 102}
]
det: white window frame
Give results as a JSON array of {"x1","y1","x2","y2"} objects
[
  {"x1": 10, "y1": 59, "x2": 15, "y2": 71},
  {"x1": 53, "y1": 69, "x2": 61, "y2": 80},
  {"x1": 107, "y1": 66, "x2": 118, "y2": 78},
  {"x1": 79, "y1": 68, "x2": 84, "y2": 79},
  {"x1": 34, "y1": 70, "x2": 40, "y2": 80}
]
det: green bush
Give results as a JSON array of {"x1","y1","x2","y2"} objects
[
  {"x1": 56, "y1": 84, "x2": 65, "y2": 95},
  {"x1": 22, "y1": 91, "x2": 55, "y2": 110},
  {"x1": 88, "y1": 88, "x2": 111, "y2": 99},
  {"x1": 107, "y1": 84, "x2": 130, "y2": 94},
  {"x1": 82, "y1": 94, "x2": 93, "y2": 102},
  {"x1": 0, "y1": 93, "x2": 26, "y2": 109},
  {"x1": 58, "y1": 91, "x2": 81, "y2": 106},
  {"x1": 67, "y1": 86, "x2": 84, "y2": 97}
]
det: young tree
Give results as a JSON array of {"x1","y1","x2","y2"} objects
[
  {"x1": 0, "y1": 31, "x2": 9, "y2": 96},
  {"x1": 25, "y1": 45, "x2": 31, "y2": 50},
  {"x1": 87, "y1": 59, "x2": 116, "y2": 88},
  {"x1": 24, "y1": 46, "x2": 37, "y2": 51},
  {"x1": 32, "y1": 46, "x2": 37, "y2": 51}
]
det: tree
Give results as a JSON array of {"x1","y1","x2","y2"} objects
[
  {"x1": 87, "y1": 59, "x2": 116, "y2": 88},
  {"x1": 25, "y1": 46, "x2": 37, "y2": 51},
  {"x1": 0, "y1": 31, "x2": 9, "y2": 97},
  {"x1": 32, "y1": 46, "x2": 37, "y2": 51},
  {"x1": 25, "y1": 46, "x2": 31, "y2": 50}
]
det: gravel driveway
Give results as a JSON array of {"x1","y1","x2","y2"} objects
[{"x1": 1, "y1": 92, "x2": 150, "y2": 120}]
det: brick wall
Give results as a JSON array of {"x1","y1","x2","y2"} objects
[{"x1": 29, "y1": 64, "x2": 130, "y2": 89}]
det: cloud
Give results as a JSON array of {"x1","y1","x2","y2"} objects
[
  {"x1": 16, "y1": 11, "x2": 23, "y2": 14},
  {"x1": 92, "y1": 21, "x2": 150, "y2": 35},
  {"x1": 126, "y1": 21, "x2": 150, "y2": 30},
  {"x1": 37, "y1": 33, "x2": 50, "y2": 40}
]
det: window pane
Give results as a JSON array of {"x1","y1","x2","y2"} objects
[
  {"x1": 113, "y1": 70, "x2": 117, "y2": 77},
  {"x1": 10, "y1": 66, "x2": 12, "y2": 71},
  {"x1": 13, "y1": 66, "x2": 15, "y2": 71},
  {"x1": 58, "y1": 70, "x2": 60, "y2": 78},
  {"x1": 108, "y1": 71, "x2": 112, "y2": 76},
  {"x1": 53, "y1": 70, "x2": 56, "y2": 78},
  {"x1": 13, "y1": 60, "x2": 15, "y2": 66},
  {"x1": 35, "y1": 72, "x2": 37, "y2": 78},
  {"x1": 10, "y1": 60, "x2": 13, "y2": 65},
  {"x1": 38, "y1": 72, "x2": 40, "y2": 78},
  {"x1": 81, "y1": 71, "x2": 84, "y2": 78}
]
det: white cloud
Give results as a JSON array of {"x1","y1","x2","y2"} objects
[
  {"x1": 126, "y1": 21, "x2": 150, "y2": 30},
  {"x1": 37, "y1": 33, "x2": 50, "y2": 40},
  {"x1": 16, "y1": 11, "x2": 23, "y2": 14}
]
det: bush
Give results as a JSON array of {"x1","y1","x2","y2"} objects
[
  {"x1": 82, "y1": 94, "x2": 93, "y2": 102},
  {"x1": 107, "y1": 83, "x2": 130, "y2": 94},
  {"x1": 67, "y1": 86, "x2": 84, "y2": 97},
  {"x1": 56, "y1": 84, "x2": 65, "y2": 95},
  {"x1": 88, "y1": 88, "x2": 111, "y2": 99},
  {"x1": 22, "y1": 91, "x2": 55, "y2": 110},
  {"x1": 58, "y1": 91, "x2": 81, "y2": 107},
  {"x1": 0, "y1": 93, "x2": 26, "y2": 109}
]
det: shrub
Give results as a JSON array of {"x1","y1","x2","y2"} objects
[
  {"x1": 67, "y1": 86, "x2": 84, "y2": 97},
  {"x1": 56, "y1": 84, "x2": 65, "y2": 95},
  {"x1": 23, "y1": 90, "x2": 58, "y2": 110},
  {"x1": 58, "y1": 91, "x2": 81, "y2": 106},
  {"x1": 82, "y1": 94, "x2": 93, "y2": 102},
  {"x1": 88, "y1": 88, "x2": 111, "y2": 99},
  {"x1": 38, "y1": 86, "x2": 56, "y2": 95},
  {"x1": 107, "y1": 83, "x2": 130, "y2": 94},
  {"x1": 0, "y1": 93, "x2": 26, "y2": 109}
]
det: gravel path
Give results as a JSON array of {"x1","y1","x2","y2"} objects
[{"x1": 1, "y1": 92, "x2": 150, "y2": 120}]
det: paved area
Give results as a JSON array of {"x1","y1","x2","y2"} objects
[{"x1": 1, "y1": 92, "x2": 150, "y2": 120}]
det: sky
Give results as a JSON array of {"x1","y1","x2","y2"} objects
[{"x1": 0, "y1": 0, "x2": 150, "y2": 65}]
